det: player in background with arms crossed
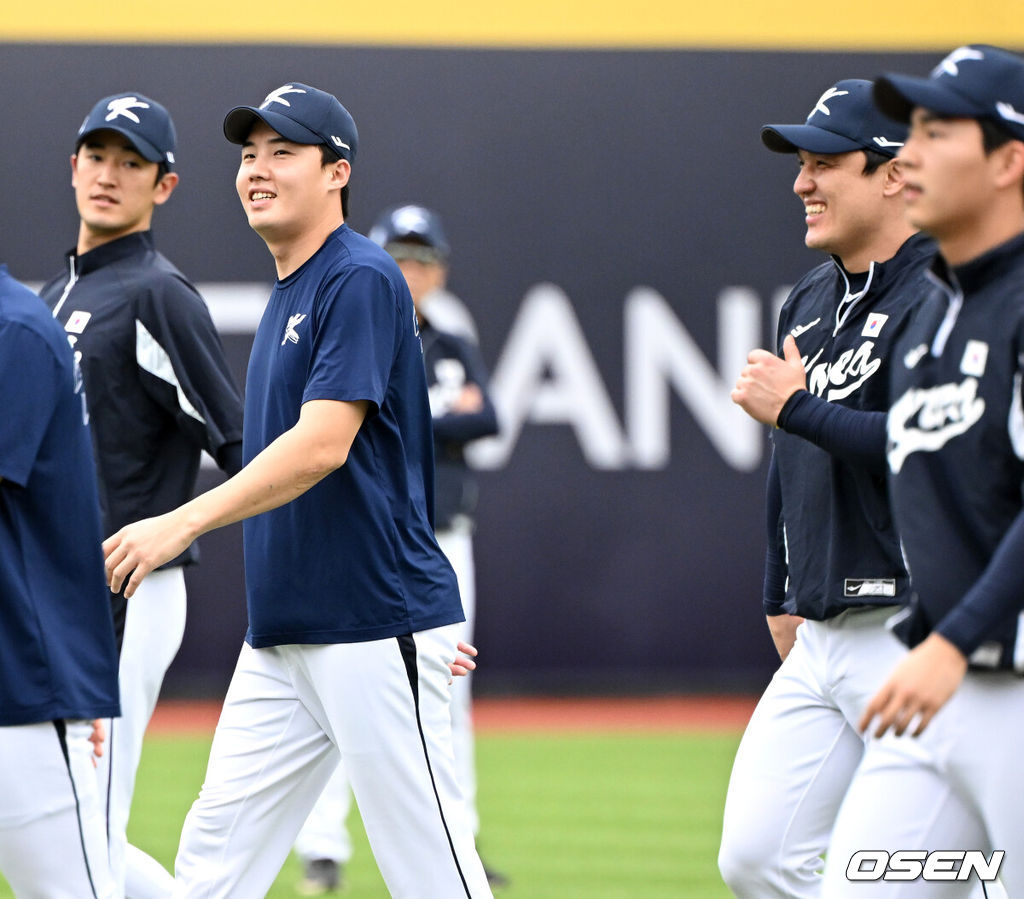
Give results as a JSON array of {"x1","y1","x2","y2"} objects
[
  {"x1": 104, "y1": 81, "x2": 493, "y2": 898},
  {"x1": 0, "y1": 268, "x2": 121, "y2": 897},
  {"x1": 40, "y1": 92, "x2": 244, "y2": 898},
  {"x1": 721, "y1": 79, "x2": 949, "y2": 896},
  {"x1": 819, "y1": 45, "x2": 1024, "y2": 895},
  {"x1": 293, "y1": 204, "x2": 503, "y2": 894}
]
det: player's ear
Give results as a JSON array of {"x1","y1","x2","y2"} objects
[
  {"x1": 991, "y1": 139, "x2": 1024, "y2": 192},
  {"x1": 70, "y1": 153, "x2": 79, "y2": 188},
  {"x1": 326, "y1": 158, "x2": 351, "y2": 191},
  {"x1": 153, "y1": 171, "x2": 180, "y2": 207},
  {"x1": 881, "y1": 157, "x2": 906, "y2": 197}
]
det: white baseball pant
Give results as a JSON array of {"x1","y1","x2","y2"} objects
[
  {"x1": 97, "y1": 567, "x2": 185, "y2": 898},
  {"x1": 173, "y1": 625, "x2": 492, "y2": 898},
  {"x1": 822, "y1": 672, "x2": 1024, "y2": 897},
  {"x1": 0, "y1": 720, "x2": 115, "y2": 898},
  {"x1": 719, "y1": 606, "x2": 987, "y2": 898},
  {"x1": 294, "y1": 524, "x2": 482, "y2": 864}
]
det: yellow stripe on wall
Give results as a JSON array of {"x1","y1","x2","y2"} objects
[{"x1": 3, "y1": 1, "x2": 1023, "y2": 49}]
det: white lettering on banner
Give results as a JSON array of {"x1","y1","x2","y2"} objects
[
  {"x1": 846, "y1": 849, "x2": 1004, "y2": 883},
  {"x1": 625, "y1": 286, "x2": 761, "y2": 471},
  {"x1": 192, "y1": 282, "x2": 775, "y2": 473},
  {"x1": 467, "y1": 283, "x2": 628, "y2": 469}
]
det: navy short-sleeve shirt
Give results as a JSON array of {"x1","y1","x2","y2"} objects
[
  {"x1": 0, "y1": 266, "x2": 120, "y2": 724},
  {"x1": 242, "y1": 225, "x2": 464, "y2": 646}
]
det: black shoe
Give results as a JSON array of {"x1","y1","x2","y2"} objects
[
  {"x1": 297, "y1": 857, "x2": 343, "y2": 895},
  {"x1": 483, "y1": 862, "x2": 509, "y2": 888}
]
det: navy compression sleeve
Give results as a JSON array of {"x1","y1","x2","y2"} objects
[
  {"x1": 776, "y1": 390, "x2": 888, "y2": 476},
  {"x1": 935, "y1": 510, "x2": 1024, "y2": 658}
]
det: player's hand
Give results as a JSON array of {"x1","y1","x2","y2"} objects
[
  {"x1": 89, "y1": 719, "x2": 106, "y2": 767},
  {"x1": 859, "y1": 633, "x2": 968, "y2": 738},
  {"x1": 449, "y1": 641, "x2": 478, "y2": 681},
  {"x1": 103, "y1": 510, "x2": 195, "y2": 599},
  {"x1": 731, "y1": 334, "x2": 808, "y2": 426},
  {"x1": 451, "y1": 384, "x2": 484, "y2": 414}
]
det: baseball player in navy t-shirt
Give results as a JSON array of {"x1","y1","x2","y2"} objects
[
  {"x1": 819, "y1": 46, "x2": 1024, "y2": 895},
  {"x1": 104, "y1": 82, "x2": 492, "y2": 897},
  {"x1": 292, "y1": 204, "x2": 504, "y2": 893},
  {"x1": 0, "y1": 267, "x2": 120, "y2": 896}
]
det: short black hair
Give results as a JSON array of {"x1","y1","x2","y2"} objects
[
  {"x1": 979, "y1": 117, "x2": 1016, "y2": 154},
  {"x1": 861, "y1": 148, "x2": 891, "y2": 175},
  {"x1": 320, "y1": 145, "x2": 350, "y2": 219}
]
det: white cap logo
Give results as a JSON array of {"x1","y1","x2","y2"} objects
[
  {"x1": 261, "y1": 85, "x2": 307, "y2": 109},
  {"x1": 812, "y1": 86, "x2": 849, "y2": 117},
  {"x1": 934, "y1": 47, "x2": 985, "y2": 78},
  {"x1": 105, "y1": 97, "x2": 151, "y2": 124},
  {"x1": 996, "y1": 101, "x2": 1024, "y2": 127}
]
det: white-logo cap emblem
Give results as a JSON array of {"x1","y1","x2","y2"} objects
[
  {"x1": 105, "y1": 97, "x2": 151, "y2": 124},
  {"x1": 261, "y1": 85, "x2": 307, "y2": 110}
]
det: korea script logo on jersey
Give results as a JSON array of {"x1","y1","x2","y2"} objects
[
  {"x1": 282, "y1": 313, "x2": 308, "y2": 346},
  {"x1": 887, "y1": 378, "x2": 985, "y2": 473},
  {"x1": 793, "y1": 313, "x2": 887, "y2": 402}
]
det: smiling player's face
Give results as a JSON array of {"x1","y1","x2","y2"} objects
[
  {"x1": 792, "y1": 149, "x2": 891, "y2": 271},
  {"x1": 235, "y1": 120, "x2": 347, "y2": 245}
]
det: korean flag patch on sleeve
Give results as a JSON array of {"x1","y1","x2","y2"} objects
[{"x1": 862, "y1": 312, "x2": 889, "y2": 338}]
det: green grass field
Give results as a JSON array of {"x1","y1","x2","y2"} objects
[{"x1": 0, "y1": 729, "x2": 739, "y2": 897}]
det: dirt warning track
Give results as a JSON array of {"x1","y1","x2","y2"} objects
[{"x1": 148, "y1": 695, "x2": 756, "y2": 736}]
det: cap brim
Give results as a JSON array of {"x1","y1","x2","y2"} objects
[
  {"x1": 873, "y1": 74, "x2": 986, "y2": 123},
  {"x1": 760, "y1": 124, "x2": 865, "y2": 155},
  {"x1": 77, "y1": 126, "x2": 165, "y2": 164},
  {"x1": 223, "y1": 106, "x2": 323, "y2": 147}
]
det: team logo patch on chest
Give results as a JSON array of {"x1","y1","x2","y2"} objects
[
  {"x1": 861, "y1": 312, "x2": 889, "y2": 338},
  {"x1": 65, "y1": 310, "x2": 92, "y2": 334},
  {"x1": 960, "y1": 340, "x2": 989, "y2": 377},
  {"x1": 282, "y1": 313, "x2": 308, "y2": 346},
  {"x1": 845, "y1": 578, "x2": 896, "y2": 598}
]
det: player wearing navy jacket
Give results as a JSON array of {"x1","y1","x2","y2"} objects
[
  {"x1": 103, "y1": 82, "x2": 492, "y2": 898},
  {"x1": 0, "y1": 267, "x2": 120, "y2": 896},
  {"x1": 820, "y1": 46, "x2": 1024, "y2": 895},
  {"x1": 40, "y1": 92, "x2": 244, "y2": 897},
  {"x1": 720, "y1": 80, "x2": 941, "y2": 897}
]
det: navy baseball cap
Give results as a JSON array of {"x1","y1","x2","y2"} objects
[
  {"x1": 369, "y1": 205, "x2": 451, "y2": 261},
  {"x1": 223, "y1": 82, "x2": 358, "y2": 162},
  {"x1": 874, "y1": 45, "x2": 1024, "y2": 142},
  {"x1": 761, "y1": 79, "x2": 907, "y2": 158},
  {"x1": 76, "y1": 92, "x2": 177, "y2": 168}
]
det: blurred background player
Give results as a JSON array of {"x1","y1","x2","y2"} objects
[
  {"x1": 819, "y1": 45, "x2": 1024, "y2": 895},
  {"x1": 40, "y1": 92, "x2": 244, "y2": 896},
  {"x1": 0, "y1": 266, "x2": 120, "y2": 896},
  {"x1": 720, "y1": 80, "x2": 940, "y2": 896},
  {"x1": 292, "y1": 203, "x2": 504, "y2": 894}
]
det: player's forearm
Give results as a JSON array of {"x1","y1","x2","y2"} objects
[
  {"x1": 177, "y1": 401, "x2": 366, "y2": 537},
  {"x1": 176, "y1": 435, "x2": 336, "y2": 537}
]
